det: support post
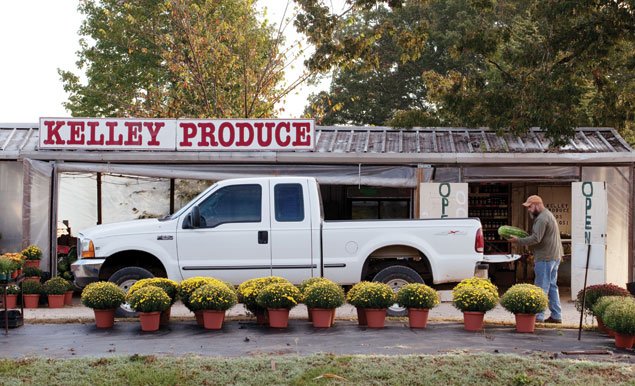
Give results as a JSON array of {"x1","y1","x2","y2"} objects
[
  {"x1": 96, "y1": 172, "x2": 102, "y2": 225},
  {"x1": 170, "y1": 178, "x2": 175, "y2": 214},
  {"x1": 578, "y1": 244, "x2": 592, "y2": 340}
]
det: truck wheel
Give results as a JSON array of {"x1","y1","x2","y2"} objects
[
  {"x1": 108, "y1": 266, "x2": 154, "y2": 317},
  {"x1": 372, "y1": 265, "x2": 424, "y2": 317}
]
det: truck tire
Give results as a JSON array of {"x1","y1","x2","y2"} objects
[
  {"x1": 108, "y1": 266, "x2": 154, "y2": 317},
  {"x1": 372, "y1": 265, "x2": 424, "y2": 317}
]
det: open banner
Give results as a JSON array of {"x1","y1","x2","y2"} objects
[{"x1": 419, "y1": 183, "x2": 468, "y2": 218}]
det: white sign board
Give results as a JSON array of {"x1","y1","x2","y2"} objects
[
  {"x1": 571, "y1": 182, "x2": 608, "y2": 296},
  {"x1": 420, "y1": 183, "x2": 468, "y2": 218},
  {"x1": 39, "y1": 118, "x2": 315, "y2": 151}
]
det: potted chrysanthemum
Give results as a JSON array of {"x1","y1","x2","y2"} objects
[
  {"x1": 23, "y1": 267, "x2": 43, "y2": 283},
  {"x1": 303, "y1": 281, "x2": 345, "y2": 328},
  {"x1": 128, "y1": 278, "x2": 179, "y2": 325},
  {"x1": 64, "y1": 279, "x2": 75, "y2": 305},
  {"x1": 4, "y1": 285, "x2": 20, "y2": 308},
  {"x1": 603, "y1": 301, "x2": 635, "y2": 349},
  {"x1": 179, "y1": 277, "x2": 235, "y2": 326},
  {"x1": 126, "y1": 286, "x2": 171, "y2": 331},
  {"x1": 575, "y1": 283, "x2": 631, "y2": 316},
  {"x1": 396, "y1": 283, "x2": 439, "y2": 328},
  {"x1": 347, "y1": 282, "x2": 396, "y2": 328},
  {"x1": 500, "y1": 284, "x2": 548, "y2": 333},
  {"x1": 299, "y1": 277, "x2": 330, "y2": 321},
  {"x1": 593, "y1": 296, "x2": 635, "y2": 336},
  {"x1": 237, "y1": 276, "x2": 291, "y2": 324},
  {"x1": 21, "y1": 245, "x2": 42, "y2": 269},
  {"x1": 452, "y1": 277, "x2": 499, "y2": 331},
  {"x1": 43, "y1": 277, "x2": 69, "y2": 308},
  {"x1": 81, "y1": 281, "x2": 126, "y2": 328},
  {"x1": 188, "y1": 282, "x2": 238, "y2": 329},
  {"x1": 256, "y1": 282, "x2": 301, "y2": 328},
  {"x1": 22, "y1": 280, "x2": 43, "y2": 308},
  {"x1": 346, "y1": 281, "x2": 372, "y2": 325}
]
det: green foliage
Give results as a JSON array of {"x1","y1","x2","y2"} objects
[
  {"x1": 22, "y1": 280, "x2": 43, "y2": 295},
  {"x1": 178, "y1": 277, "x2": 234, "y2": 311},
  {"x1": 81, "y1": 281, "x2": 126, "y2": 310},
  {"x1": 500, "y1": 284, "x2": 548, "y2": 315},
  {"x1": 396, "y1": 283, "x2": 439, "y2": 309},
  {"x1": 21, "y1": 245, "x2": 42, "y2": 261},
  {"x1": 575, "y1": 284, "x2": 631, "y2": 314},
  {"x1": 297, "y1": 0, "x2": 635, "y2": 144},
  {"x1": 299, "y1": 277, "x2": 330, "y2": 294},
  {"x1": 303, "y1": 281, "x2": 346, "y2": 309},
  {"x1": 128, "y1": 278, "x2": 179, "y2": 305},
  {"x1": 603, "y1": 301, "x2": 635, "y2": 335},
  {"x1": 592, "y1": 295, "x2": 635, "y2": 320},
  {"x1": 347, "y1": 282, "x2": 396, "y2": 309},
  {"x1": 43, "y1": 277, "x2": 70, "y2": 295},
  {"x1": 0, "y1": 258, "x2": 12, "y2": 274},
  {"x1": 126, "y1": 286, "x2": 171, "y2": 313},
  {"x1": 23, "y1": 267, "x2": 43, "y2": 277},
  {"x1": 57, "y1": 246, "x2": 77, "y2": 281},
  {"x1": 6, "y1": 285, "x2": 20, "y2": 295},
  {"x1": 188, "y1": 283, "x2": 237, "y2": 311},
  {"x1": 237, "y1": 276, "x2": 291, "y2": 314},
  {"x1": 256, "y1": 282, "x2": 301, "y2": 310},
  {"x1": 452, "y1": 278, "x2": 499, "y2": 312}
]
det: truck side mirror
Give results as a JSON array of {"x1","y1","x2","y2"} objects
[{"x1": 191, "y1": 206, "x2": 201, "y2": 228}]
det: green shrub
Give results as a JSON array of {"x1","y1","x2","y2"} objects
[
  {"x1": 21, "y1": 245, "x2": 42, "y2": 260},
  {"x1": 23, "y1": 267, "x2": 43, "y2": 277},
  {"x1": 256, "y1": 282, "x2": 301, "y2": 310},
  {"x1": 188, "y1": 283, "x2": 237, "y2": 311},
  {"x1": 0, "y1": 258, "x2": 13, "y2": 274},
  {"x1": 43, "y1": 277, "x2": 69, "y2": 295},
  {"x1": 128, "y1": 278, "x2": 179, "y2": 304},
  {"x1": 347, "y1": 282, "x2": 396, "y2": 309},
  {"x1": 575, "y1": 284, "x2": 631, "y2": 314},
  {"x1": 603, "y1": 301, "x2": 635, "y2": 335},
  {"x1": 592, "y1": 295, "x2": 635, "y2": 320},
  {"x1": 303, "y1": 281, "x2": 346, "y2": 309},
  {"x1": 397, "y1": 283, "x2": 440, "y2": 309},
  {"x1": 81, "y1": 281, "x2": 125, "y2": 309},
  {"x1": 6, "y1": 285, "x2": 20, "y2": 295},
  {"x1": 500, "y1": 284, "x2": 548, "y2": 315},
  {"x1": 237, "y1": 276, "x2": 291, "y2": 313},
  {"x1": 126, "y1": 286, "x2": 171, "y2": 313},
  {"x1": 22, "y1": 280, "x2": 43, "y2": 295},
  {"x1": 65, "y1": 279, "x2": 75, "y2": 292}
]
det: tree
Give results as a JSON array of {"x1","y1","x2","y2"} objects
[
  {"x1": 296, "y1": 0, "x2": 634, "y2": 144},
  {"x1": 60, "y1": 0, "x2": 310, "y2": 118}
]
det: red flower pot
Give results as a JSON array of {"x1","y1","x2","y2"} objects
[
  {"x1": 408, "y1": 308, "x2": 430, "y2": 329},
  {"x1": 203, "y1": 310, "x2": 226, "y2": 330},
  {"x1": 596, "y1": 317, "x2": 610, "y2": 334},
  {"x1": 365, "y1": 308, "x2": 387, "y2": 328},
  {"x1": 48, "y1": 294, "x2": 65, "y2": 308},
  {"x1": 93, "y1": 309, "x2": 116, "y2": 328},
  {"x1": 24, "y1": 260, "x2": 40, "y2": 269},
  {"x1": 138, "y1": 311, "x2": 161, "y2": 332},
  {"x1": 160, "y1": 306, "x2": 172, "y2": 326},
  {"x1": 614, "y1": 333, "x2": 635, "y2": 349},
  {"x1": 514, "y1": 313, "x2": 537, "y2": 333},
  {"x1": 23, "y1": 294, "x2": 40, "y2": 308},
  {"x1": 356, "y1": 307, "x2": 367, "y2": 326},
  {"x1": 10, "y1": 271, "x2": 17, "y2": 279},
  {"x1": 25, "y1": 277, "x2": 40, "y2": 283},
  {"x1": 331, "y1": 308, "x2": 336, "y2": 326},
  {"x1": 65, "y1": 290, "x2": 73, "y2": 305},
  {"x1": 3, "y1": 294, "x2": 18, "y2": 309},
  {"x1": 256, "y1": 310, "x2": 269, "y2": 325},
  {"x1": 17, "y1": 268, "x2": 22, "y2": 275},
  {"x1": 311, "y1": 308, "x2": 334, "y2": 328},
  {"x1": 463, "y1": 311, "x2": 485, "y2": 331},
  {"x1": 267, "y1": 308, "x2": 290, "y2": 328},
  {"x1": 307, "y1": 307, "x2": 314, "y2": 321},
  {"x1": 194, "y1": 310, "x2": 204, "y2": 326}
]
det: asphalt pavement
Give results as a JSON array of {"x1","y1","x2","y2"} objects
[{"x1": 1, "y1": 319, "x2": 633, "y2": 362}]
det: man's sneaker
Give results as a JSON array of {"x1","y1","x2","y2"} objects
[{"x1": 544, "y1": 317, "x2": 562, "y2": 324}]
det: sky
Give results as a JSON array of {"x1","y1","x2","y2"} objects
[{"x1": 0, "y1": 1, "x2": 334, "y2": 123}]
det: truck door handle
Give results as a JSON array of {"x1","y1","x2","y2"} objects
[{"x1": 258, "y1": 231, "x2": 268, "y2": 244}]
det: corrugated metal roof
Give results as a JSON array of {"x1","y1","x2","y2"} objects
[{"x1": 0, "y1": 124, "x2": 633, "y2": 163}]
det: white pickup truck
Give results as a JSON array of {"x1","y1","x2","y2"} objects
[{"x1": 72, "y1": 176, "x2": 485, "y2": 315}]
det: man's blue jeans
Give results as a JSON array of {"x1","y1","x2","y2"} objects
[{"x1": 534, "y1": 260, "x2": 562, "y2": 321}]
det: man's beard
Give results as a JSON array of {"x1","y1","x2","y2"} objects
[{"x1": 529, "y1": 210, "x2": 536, "y2": 219}]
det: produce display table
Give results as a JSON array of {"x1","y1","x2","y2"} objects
[{"x1": 1, "y1": 274, "x2": 24, "y2": 335}]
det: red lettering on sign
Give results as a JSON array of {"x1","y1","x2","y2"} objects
[
  {"x1": 86, "y1": 121, "x2": 104, "y2": 145},
  {"x1": 179, "y1": 123, "x2": 197, "y2": 147},
  {"x1": 218, "y1": 122, "x2": 235, "y2": 147},
  {"x1": 42, "y1": 121, "x2": 65, "y2": 145},
  {"x1": 291, "y1": 122, "x2": 311, "y2": 146},
  {"x1": 255, "y1": 122, "x2": 274, "y2": 147},
  {"x1": 105, "y1": 122, "x2": 123, "y2": 145},
  {"x1": 144, "y1": 122, "x2": 163, "y2": 146},
  {"x1": 67, "y1": 121, "x2": 86, "y2": 145},
  {"x1": 197, "y1": 123, "x2": 218, "y2": 147},
  {"x1": 275, "y1": 122, "x2": 291, "y2": 147},
  {"x1": 236, "y1": 123, "x2": 254, "y2": 147},
  {"x1": 124, "y1": 122, "x2": 142, "y2": 146}
]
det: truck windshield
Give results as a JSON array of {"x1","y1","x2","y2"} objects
[{"x1": 158, "y1": 183, "x2": 218, "y2": 221}]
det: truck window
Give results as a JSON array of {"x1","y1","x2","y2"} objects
[
  {"x1": 274, "y1": 183, "x2": 304, "y2": 222},
  {"x1": 199, "y1": 184, "x2": 261, "y2": 227}
]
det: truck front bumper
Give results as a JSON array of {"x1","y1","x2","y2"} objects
[{"x1": 71, "y1": 259, "x2": 105, "y2": 288}]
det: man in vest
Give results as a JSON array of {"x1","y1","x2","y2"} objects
[{"x1": 509, "y1": 195, "x2": 563, "y2": 323}]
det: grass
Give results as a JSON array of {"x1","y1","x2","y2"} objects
[{"x1": 0, "y1": 353, "x2": 633, "y2": 385}]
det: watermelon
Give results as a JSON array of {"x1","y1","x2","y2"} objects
[{"x1": 498, "y1": 225, "x2": 529, "y2": 239}]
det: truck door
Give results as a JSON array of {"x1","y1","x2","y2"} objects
[
  {"x1": 177, "y1": 181, "x2": 272, "y2": 283},
  {"x1": 270, "y1": 180, "x2": 314, "y2": 283}
]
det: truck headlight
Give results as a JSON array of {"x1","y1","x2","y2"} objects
[{"x1": 80, "y1": 237, "x2": 96, "y2": 258}]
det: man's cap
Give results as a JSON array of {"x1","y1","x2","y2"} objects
[{"x1": 522, "y1": 195, "x2": 543, "y2": 207}]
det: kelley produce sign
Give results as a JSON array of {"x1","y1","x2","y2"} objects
[{"x1": 39, "y1": 118, "x2": 315, "y2": 151}]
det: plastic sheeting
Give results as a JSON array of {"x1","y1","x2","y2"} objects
[
  {"x1": 463, "y1": 166, "x2": 580, "y2": 181},
  {"x1": 22, "y1": 159, "x2": 52, "y2": 272},
  {"x1": 101, "y1": 175, "x2": 170, "y2": 224},
  {"x1": 0, "y1": 162, "x2": 23, "y2": 253},
  {"x1": 55, "y1": 163, "x2": 418, "y2": 188},
  {"x1": 58, "y1": 173, "x2": 97, "y2": 235}
]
